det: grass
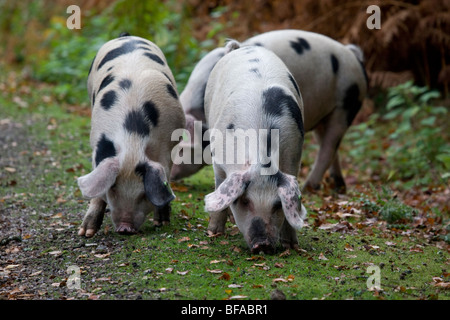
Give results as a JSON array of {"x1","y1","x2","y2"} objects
[{"x1": 0, "y1": 71, "x2": 448, "y2": 301}]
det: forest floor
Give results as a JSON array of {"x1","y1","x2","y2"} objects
[{"x1": 0, "y1": 69, "x2": 449, "y2": 302}]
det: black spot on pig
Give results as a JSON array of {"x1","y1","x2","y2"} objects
[
  {"x1": 133, "y1": 39, "x2": 152, "y2": 47},
  {"x1": 95, "y1": 134, "x2": 116, "y2": 166},
  {"x1": 290, "y1": 37, "x2": 311, "y2": 55},
  {"x1": 226, "y1": 123, "x2": 235, "y2": 130},
  {"x1": 107, "y1": 66, "x2": 113, "y2": 72},
  {"x1": 100, "y1": 90, "x2": 118, "y2": 110},
  {"x1": 97, "y1": 40, "x2": 138, "y2": 70},
  {"x1": 124, "y1": 110, "x2": 150, "y2": 137},
  {"x1": 162, "y1": 72, "x2": 174, "y2": 86},
  {"x1": 98, "y1": 74, "x2": 115, "y2": 94},
  {"x1": 263, "y1": 87, "x2": 304, "y2": 137},
  {"x1": 248, "y1": 58, "x2": 260, "y2": 63},
  {"x1": 143, "y1": 52, "x2": 165, "y2": 66},
  {"x1": 288, "y1": 73, "x2": 300, "y2": 97},
  {"x1": 166, "y1": 84, "x2": 178, "y2": 99},
  {"x1": 119, "y1": 79, "x2": 132, "y2": 90},
  {"x1": 268, "y1": 171, "x2": 286, "y2": 187},
  {"x1": 92, "y1": 92, "x2": 96, "y2": 106},
  {"x1": 142, "y1": 101, "x2": 159, "y2": 127},
  {"x1": 342, "y1": 83, "x2": 361, "y2": 126},
  {"x1": 253, "y1": 42, "x2": 264, "y2": 47},
  {"x1": 262, "y1": 87, "x2": 284, "y2": 117},
  {"x1": 249, "y1": 68, "x2": 262, "y2": 78},
  {"x1": 88, "y1": 55, "x2": 96, "y2": 75},
  {"x1": 331, "y1": 54, "x2": 339, "y2": 74}
]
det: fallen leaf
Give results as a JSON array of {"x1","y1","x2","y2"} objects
[
  {"x1": 433, "y1": 282, "x2": 450, "y2": 288},
  {"x1": 219, "y1": 272, "x2": 230, "y2": 280},
  {"x1": 210, "y1": 259, "x2": 225, "y2": 264},
  {"x1": 5, "y1": 167, "x2": 16, "y2": 173},
  {"x1": 318, "y1": 253, "x2": 328, "y2": 261},
  {"x1": 274, "y1": 262, "x2": 284, "y2": 268},
  {"x1": 207, "y1": 269, "x2": 223, "y2": 274},
  {"x1": 279, "y1": 249, "x2": 291, "y2": 257},
  {"x1": 273, "y1": 278, "x2": 288, "y2": 283},
  {"x1": 177, "y1": 270, "x2": 189, "y2": 276},
  {"x1": 228, "y1": 284, "x2": 243, "y2": 288},
  {"x1": 48, "y1": 250, "x2": 62, "y2": 256},
  {"x1": 385, "y1": 241, "x2": 396, "y2": 246},
  {"x1": 229, "y1": 295, "x2": 248, "y2": 300},
  {"x1": 178, "y1": 236, "x2": 190, "y2": 242},
  {"x1": 165, "y1": 267, "x2": 174, "y2": 273},
  {"x1": 344, "y1": 243, "x2": 354, "y2": 251}
]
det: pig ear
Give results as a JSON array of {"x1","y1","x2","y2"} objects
[
  {"x1": 204, "y1": 171, "x2": 251, "y2": 213},
  {"x1": 77, "y1": 157, "x2": 119, "y2": 199},
  {"x1": 225, "y1": 39, "x2": 240, "y2": 53},
  {"x1": 277, "y1": 173, "x2": 307, "y2": 230},
  {"x1": 141, "y1": 162, "x2": 175, "y2": 208}
]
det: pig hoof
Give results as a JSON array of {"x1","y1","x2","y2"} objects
[
  {"x1": 116, "y1": 223, "x2": 137, "y2": 235},
  {"x1": 85, "y1": 229, "x2": 97, "y2": 238},
  {"x1": 153, "y1": 220, "x2": 161, "y2": 227},
  {"x1": 302, "y1": 182, "x2": 321, "y2": 193},
  {"x1": 78, "y1": 227, "x2": 96, "y2": 238}
]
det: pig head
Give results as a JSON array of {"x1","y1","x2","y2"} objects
[
  {"x1": 78, "y1": 157, "x2": 175, "y2": 235},
  {"x1": 205, "y1": 167, "x2": 306, "y2": 254}
]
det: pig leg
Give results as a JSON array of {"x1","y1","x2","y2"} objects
[
  {"x1": 304, "y1": 111, "x2": 347, "y2": 193},
  {"x1": 329, "y1": 152, "x2": 346, "y2": 193},
  {"x1": 153, "y1": 203, "x2": 171, "y2": 226},
  {"x1": 78, "y1": 197, "x2": 106, "y2": 237},
  {"x1": 280, "y1": 219, "x2": 299, "y2": 250}
]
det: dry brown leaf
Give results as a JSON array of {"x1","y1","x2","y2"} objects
[{"x1": 318, "y1": 253, "x2": 328, "y2": 261}]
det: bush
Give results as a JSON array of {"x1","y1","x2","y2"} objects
[
  {"x1": 346, "y1": 81, "x2": 450, "y2": 189},
  {"x1": 383, "y1": 81, "x2": 450, "y2": 187},
  {"x1": 359, "y1": 186, "x2": 416, "y2": 224},
  {"x1": 33, "y1": 0, "x2": 218, "y2": 105}
]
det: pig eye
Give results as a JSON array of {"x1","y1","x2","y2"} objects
[
  {"x1": 240, "y1": 197, "x2": 250, "y2": 207},
  {"x1": 272, "y1": 200, "x2": 282, "y2": 212}
]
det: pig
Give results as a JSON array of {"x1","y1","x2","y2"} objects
[
  {"x1": 77, "y1": 34, "x2": 185, "y2": 237},
  {"x1": 204, "y1": 41, "x2": 307, "y2": 254},
  {"x1": 171, "y1": 29, "x2": 368, "y2": 194}
]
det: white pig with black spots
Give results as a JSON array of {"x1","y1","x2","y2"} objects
[
  {"x1": 204, "y1": 41, "x2": 307, "y2": 254},
  {"x1": 77, "y1": 34, "x2": 185, "y2": 237},
  {"x1": 171, "y1": 29, "x2": 367, "y2": 194}
]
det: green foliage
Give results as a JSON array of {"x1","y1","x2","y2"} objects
[
  {"x1": 346, "y1": 81, "x2": 450, "y2": 189},
  {"x1": 34, "y1": 16, "x2": 109, "y2": 104},
  {"x1": 383, "y1": 81, "x2": 449, "y2": 186},
  {"x1": 359, "y1": 186, "x2": 416, "y2": 224},
  {"x1": 31, "y1": 0, "x2": 218, "y2": 104}
]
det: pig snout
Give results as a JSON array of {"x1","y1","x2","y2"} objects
[
  {"x1": 248, "y1": 217, "x2": 276, "y2": 254},
  {"x1": 115, "y1": 222, "x2": 137, "y2": 235}
]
